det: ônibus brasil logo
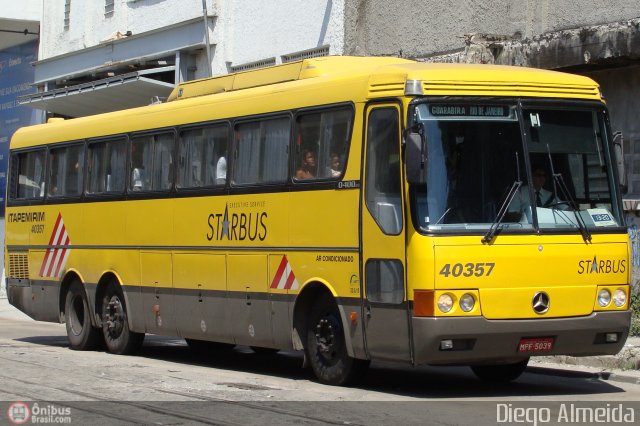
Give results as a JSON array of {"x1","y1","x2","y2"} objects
[{"x1": 6, "y1": 401, "x2": 30, "y2": 425}]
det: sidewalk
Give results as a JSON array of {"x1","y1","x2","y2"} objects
[
  {"x1": 531, "y1": 336, "x2": 640, "y2": 385},
  {"x1": 0, "y1": 293, "x2": 31, "y2": 321}
]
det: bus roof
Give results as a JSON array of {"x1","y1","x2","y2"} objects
[
  {"x1": 167, "y1": 56, "x2": 601, "y2": 102},
  {"x1": 11, "y1": 56, "x2": 602, "y2": 149}
]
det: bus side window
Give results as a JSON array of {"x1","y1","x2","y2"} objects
[
  {"x1": 233, "y1": 117, "x2": 289, "y2": 185},
  {"x1": 48, "y1": 144, "x2": 84, "y2": 198},
  {"x1": 153, "y1": 133, "x2": 174, "y2": 190},
  {"x1": 294, "y1": 107, "x2": 352, "y2": 181},
  {"x1": 178, "y1": 125, "x2": 228, "y2": 189},
  {"x1": 365, "y1": 108, "x2": 402, "y2": 235},
  {"x1": 131, "y1": 133, "x2": 176, "y2": 192},
  {"x1": 12, "y1": 150, "x2": 45, "y2": 200},
  {"x1": 365, "y1": 259, "x2": 404, "y2": 304},
  {"x1": 88, "y1": 139, "x2": 126, "y2": 194}
]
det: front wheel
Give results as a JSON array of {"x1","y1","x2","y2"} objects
[
  {"x1": 101, "y1": 284, "x2": 144, "y2": 355},
  {"x1": 64, "y1": 280, "x2": 101, "y2": 350},
  {"x1": 306, "y1": 294, "x2": 369, "y2": 386},
  {"x1": 470, "y1": 358, "x2": 529, "y2": 382}
]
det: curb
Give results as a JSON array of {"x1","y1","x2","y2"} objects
[{"x1": 529, "y1": 360, "x2": 640, "y2": 386}]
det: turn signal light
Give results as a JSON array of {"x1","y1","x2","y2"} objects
[{"x1": 414, "y1": 290, "x2": 434, "y2": 316}]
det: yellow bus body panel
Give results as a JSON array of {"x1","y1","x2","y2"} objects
[{"x1": 406, "y1": 234, "x2": 629, "y2": 319}]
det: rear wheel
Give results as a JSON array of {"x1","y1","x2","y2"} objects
[
  {"x1": 64, "y1": 280, "x2": 101, "y2": 350},
  {"x1": 306, "y1": 294, "x2": 369, "y2": 386},
  {"x1": 470, "y1": 358, "x2": 529, "y2": 382},
  {"x1": 101, "y1": 283, "x2": 144, "y2": 355}
]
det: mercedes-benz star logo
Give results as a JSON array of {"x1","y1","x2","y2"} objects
[{"x1": 532, "y1": 292, "x2": 550, "y2": 314}]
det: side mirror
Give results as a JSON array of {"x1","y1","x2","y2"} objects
[
  {"x1": 405, "y1": 129, "x2": 427, "y2": 184},
  {"x1": 613, "y1": 131, "x2": 627, "y2": 193}
]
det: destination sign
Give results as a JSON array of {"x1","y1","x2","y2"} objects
[{"x1": 429, "y1": 105, "x2": 510, "y2": 118}]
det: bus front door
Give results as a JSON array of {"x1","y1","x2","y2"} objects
[{"x1": 361, "y1": 105, "x2": 411, "y2": 362}]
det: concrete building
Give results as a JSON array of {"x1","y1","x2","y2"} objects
[
  {"x1": 20, "y1": 0, "x2": 345, "y2": 117},
  {"x1": 20, "y1": 2, "x2": 640, "y2": 192}
]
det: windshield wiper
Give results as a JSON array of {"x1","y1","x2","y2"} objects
[
  {"x1": 482, "y1": 180, "x2": 522, "y2": 244},
  {"x1": 551, "y1": 172, "x2": 592, "y2": 242},
  {"x1": 546, "y1": 145, "x2": 592, "y2": 242}
]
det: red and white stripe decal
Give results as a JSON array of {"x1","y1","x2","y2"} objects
[
  {"x1": 39, "y1": 213, "x2": 72, "y2": 278},
  {"x1": 270, "y1": 255, "x2": 299, "y2": 290}
]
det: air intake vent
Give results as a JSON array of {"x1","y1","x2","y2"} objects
[
  {"x1": 230, "y1": 57, "x2": 277, "y2": 73},
  {"x1": 281, "y1": 45, "x2": 329, "y2": 63},
  {"x1": 8, "y1": 252, "x2": 29, "y2": 279}
]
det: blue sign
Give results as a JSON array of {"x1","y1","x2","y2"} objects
[{"x1": 0, "y1": 40, "x2": 43, "y2": 217}]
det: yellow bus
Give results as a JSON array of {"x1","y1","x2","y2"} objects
[{"x1": 4, "y1": 56, "x2": 631, "y2": 385}]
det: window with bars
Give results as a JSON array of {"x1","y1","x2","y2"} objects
[
  {"x1": 64, "y1": 0, "x2": 71, "y2": 30},
  {"x1": 105, "y1": 0, "x2": 115, "y2": 17}
]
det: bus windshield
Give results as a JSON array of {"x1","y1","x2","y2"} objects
[{"x1": 411, "y1": 101, "x2": 623, "y2": 233}]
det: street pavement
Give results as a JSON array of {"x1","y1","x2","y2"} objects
[{"x1": 1, "y1": 293, "x2": 639, "y2": 385}]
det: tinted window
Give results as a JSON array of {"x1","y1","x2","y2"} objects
[
  {"x1": 365, "y1": 259, "x2": 404, "y2": 304},
  {"x1": 48, "y1": 144, "x2": 84, "y2": 197},
  {"x1": 233, "y1": 117, "x2": 290, "y2": 185},
  {"x1": 294, "y1": 108, "x2": 352, "y2": 181},
  {"x1": 178, "y1": 125, "x2": 228, "y2": 188},
  {"x1": 365, "y1": 108, "x2": 402, "y2": 235},
  {"x1": 87, "y1": 138, "x2": 126, "y2": 194},
  {"x1": 11, "y1": 150, "x2": 46, "y2": 200},
  {"x1": 130, "y1": 132, "x2": 175, "y2": 191}
]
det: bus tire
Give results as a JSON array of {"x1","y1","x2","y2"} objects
[
  {"x1": 306, "y1": 294, "x2": 369, "y2": 386},
  {"x1": 64, "y1": 280, "x2": 101, "y2": 350},
  {"x1": 101, "y1": 284, "x2": 144, "y2": 355},
  {"x1": 470, "y1": 358, "x2": 529, "y2": 383}
]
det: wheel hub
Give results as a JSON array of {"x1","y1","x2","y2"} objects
[
  {"x1": 105, "y1": 296, "x2": 124, "y2": 337},
  {"x1": 315, "y1": 317, "x2": 337, "y2": 356}
]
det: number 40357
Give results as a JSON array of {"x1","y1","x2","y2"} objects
[{"x1": 439, "y1": 262, "x2": 495, "y2": 278}]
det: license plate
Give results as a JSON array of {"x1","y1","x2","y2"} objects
[{"x1": 517, "y1": 337, "x2": 554, "y2": 353}]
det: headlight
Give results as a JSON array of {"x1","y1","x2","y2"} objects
[
  {"x1": 437, "y1": 294, "x2": 454, "y2": 313},
  {"x1": 613, "y1": 289, "x2": 627, "y2": 307},
  {"x1": 459, "y1": 293, "x2": 475, "y2": 312},
  {"x1": 598, "y1": 289, "x2": 611, "y2": 307}
]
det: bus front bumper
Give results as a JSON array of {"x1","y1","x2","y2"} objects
[{"x1": 412, "y1": 311, "x2": 631, "y2": 365}]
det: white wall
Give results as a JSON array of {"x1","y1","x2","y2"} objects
[
  {"x1": 39, "y1": 0, "x2": 346, "y2": 78},
  {"x1": 40, "y1": 0, "x2": 214, "y2": 60},
  {"x1": 216, "y1": 0, "x2": 344, "y2": 69},
  {"x1": 0, "y1": 0, "x2": 41, "y2": 21}
]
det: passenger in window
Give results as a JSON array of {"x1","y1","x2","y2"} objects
[
  {"x1": 295, "y1": 149, "x2": 317, "y2": 179},
  {"x1": 68, "y1": 160, "x2": 81, "y2": 194},
  {"x1": 216, "y1": 156, "x2": 227, "y2": 185},
  {"x1": 330, "y1": 153, "x2": 341, "y2": 178},
  {"x1": 132, "y1": 166, "x2": 144, "y2": 191}
]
